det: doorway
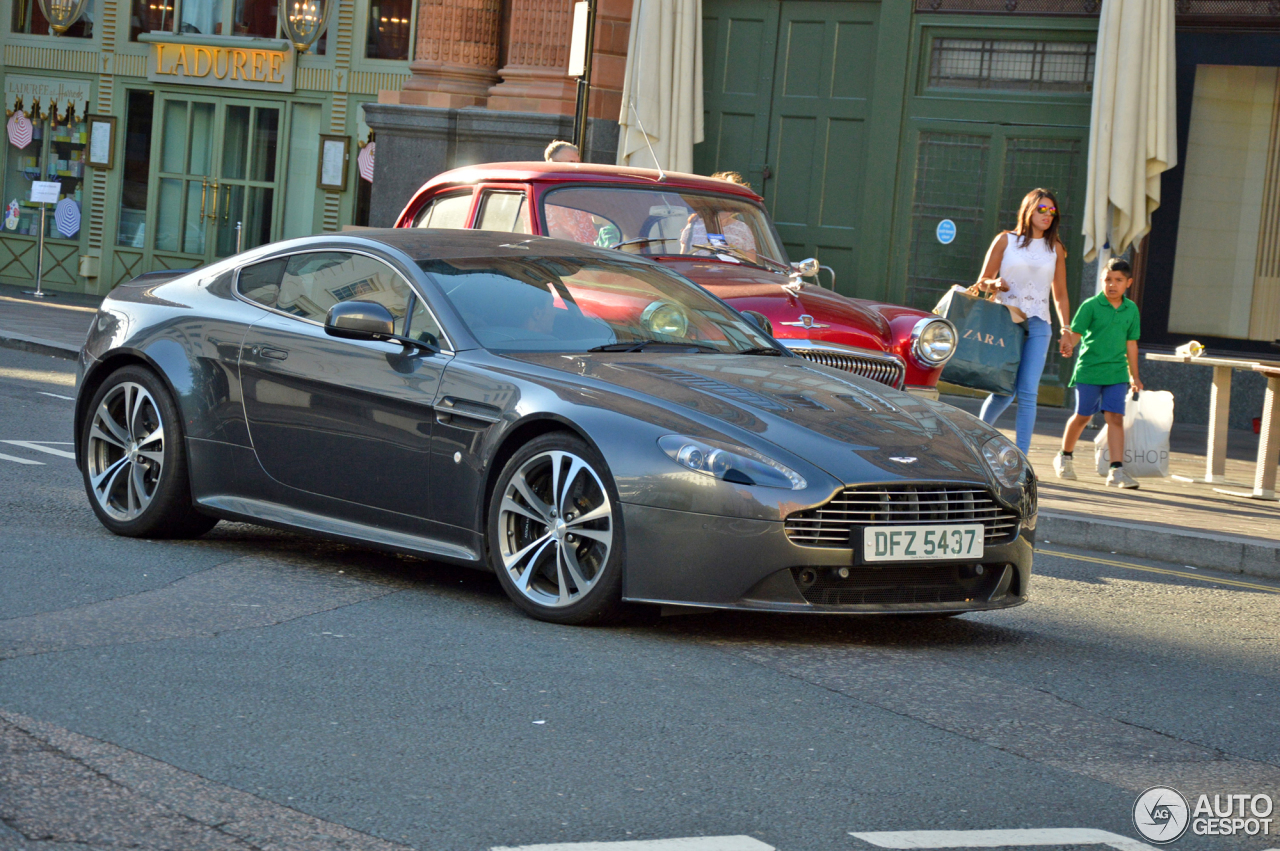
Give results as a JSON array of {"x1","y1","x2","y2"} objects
[{"x1": 149, "y1": 93, "x2": 284, "y2": 269}]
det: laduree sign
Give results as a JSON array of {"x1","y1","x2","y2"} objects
[{"x1": 147, "y1": 41, "x2": 295, "y2": 93}]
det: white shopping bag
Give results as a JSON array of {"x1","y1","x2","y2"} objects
[{"x1": 1094, "y1": 390, "x2": 1175, "y2": 477}]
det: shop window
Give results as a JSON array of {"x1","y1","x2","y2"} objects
[
  {"x1": 366, "y1": 0, "x2": 412, "y2": 60},
  {"x1": 117, "y1": 90, "x2": 155, "y2": 248},
  {"x1": 11, "y1": 0, "x2": 94, "y2": 37},
  {"x1": 928, "y1": 39, "x2": 1094, "y2": 93},
  {"x1": 3, "y1": 112, "x2": 89, "y2": 240},
  {"x1": 130, "y1": 0, "x2": 174, "y2": 39},
  {"x1": 1168, "y1": 65, "x2": 1280, "y2": 343}
]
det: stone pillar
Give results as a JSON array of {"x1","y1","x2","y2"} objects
[
  {"x1": 398, "y1": 0, "x2": 503, "y2": 108},
  {"x1": 486, "y1": 0, "x2": 578, "y2": 115}
]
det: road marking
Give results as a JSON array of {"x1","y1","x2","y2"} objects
[
  {"x1": 1, "y1": 440, "x2": 75, "y2": 459},
  {"x1": 492, "y1": 838, "x2": 775, "y2": 851},
  {"x1": 0, "y1": 452, "x2": 43, "y2": 465},
  {"x1": 849, "y1": 827, "x2": 1155, "y2": 850},
  {"x1": 1041, "y1": 549, "x2": 1280, "y2": 595},
  {"x1": 0, "y1": 366, "x2": 76, "y2": 386},
  {"x1": 38, "y1": 391, "x2": 74, "y2": 400}
]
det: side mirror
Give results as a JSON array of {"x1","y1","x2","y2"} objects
[
  {"x1": 325, "y1": 300, "x2": 396, "y2": 340},
  {"x1": 742, "y1": 310, "x2": 773, "y2": 337},
  {"x1": 790, "y1": 257, "x2": 820, "y2": 278}
]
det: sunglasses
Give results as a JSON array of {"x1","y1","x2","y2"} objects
[{"x1": 1035, "y1": 204, "x2": 1058, "y2": 216}]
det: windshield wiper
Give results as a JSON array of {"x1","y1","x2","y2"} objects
[
  {"x1": 735, "y1": 346, "x2": 784, "y2": 356},
  {"x1": 612, "y1": 236, "x2": 681, "y2": 251},
  {"x1": 588, "y1": 339, "x2": 721, "y2": 353},
  {"x1": 690, "y1": 243, "x2": 790, "y2": 275}
]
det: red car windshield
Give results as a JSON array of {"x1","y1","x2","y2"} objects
[{"x1": 539, "y1": 186, "x2": 789, "y2": 271}]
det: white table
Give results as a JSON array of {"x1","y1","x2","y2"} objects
[
  {"x1": 1213, "y1": 364, "x2": 1280, "y2": 502},
  {"x1": 1144, "y1": 353, "x2": 1264, "y2": 485}
]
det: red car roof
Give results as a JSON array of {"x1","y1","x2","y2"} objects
[{"x1": 411, "y1": 161, "x2": 765, "y2": 203}]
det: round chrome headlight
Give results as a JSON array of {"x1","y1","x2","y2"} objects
[
  {"x1": 642, "y1": 301, "x2": 689, "y2": 337},
  {"x1": 911, "y1": 317, "x2": 957, "y2": 366}
]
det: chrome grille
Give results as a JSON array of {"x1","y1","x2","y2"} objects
[
  {"x1": 785, "y1": 485, "x2": 1020, "y2": 548},
  {"x1": 791, "y1": 349, "x2": 906, "y2": 389}
]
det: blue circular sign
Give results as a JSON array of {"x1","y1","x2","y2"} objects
[{"x1": 936, "y1": 219, "x2": 957, "y2": 245}]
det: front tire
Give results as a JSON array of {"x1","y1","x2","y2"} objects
[
  {"x1": 488, "y1": 433, "x2": 624, "y2": 624},
  {"x1": 81, "y1": 365, "x2": 217, "y2": 539}
]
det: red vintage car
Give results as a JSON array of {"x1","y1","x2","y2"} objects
[{"x1": 393, "y1": 162, "x2": 956, "y2": 396}]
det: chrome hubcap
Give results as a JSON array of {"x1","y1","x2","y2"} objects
[
  {"x1": 497, "y1": 450, "x2": 613, "y2": 608},
  {"x1": 87, "y1": 382, "x2": 165, "y2": 522}
]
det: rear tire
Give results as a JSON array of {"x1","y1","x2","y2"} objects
[
  {"x1": 487, "y1": 433, "x2": 624, "y2": 625},
  {"x1": 81, "y1": 365, "x2": 217, "y2": 539}
]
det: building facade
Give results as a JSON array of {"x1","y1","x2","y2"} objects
[{"x1": 1, "y1": 0, "x2": 414, "y2": 295}]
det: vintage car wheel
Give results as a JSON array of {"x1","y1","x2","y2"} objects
[
  {"x1": 488, "y1": 433, "x2": 624, "y2": 625},
  {"x1": 81, "y1": 366, "x2": 217, "y2": 539}
]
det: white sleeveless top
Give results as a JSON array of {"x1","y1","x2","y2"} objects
[{"x1": 996, "y1": 232, "x2": 1056, "y2": 323}]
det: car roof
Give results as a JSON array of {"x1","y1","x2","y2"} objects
[
  {"x1": 418, "y1": 161, "x2": 764, "y2": 203},
  {"x1": 320, "y1": 227, "x2": 648, "y2": 264}
]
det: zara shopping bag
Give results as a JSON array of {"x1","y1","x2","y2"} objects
[
  {"x1": 1093, "y1": 390, "x2": 1175, "y2": 477},
  {"x1": 933, "y1": 286, "x2": 1026, "y2": 396}
]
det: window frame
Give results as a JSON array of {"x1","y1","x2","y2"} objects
[
  {"x1": 412, "y1": 189, "x2": 478, "y2": 230},
  {"x1": 357, "y1": 0, "x2": 417, "y2": 63},
  {"x1": 232, "y1": 247, "x2": 454, "y2": 352},
  {"x1": 475, "y1": 187, "x2": 533, "y2": 234}
]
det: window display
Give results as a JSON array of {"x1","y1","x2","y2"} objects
[{"x1": 3, "y1": 113, "x2": 88, "y2": 240}]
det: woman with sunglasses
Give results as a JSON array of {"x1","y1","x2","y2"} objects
[{"x1": 969, "y1": 188, "x2": 1072, "y2": 456}]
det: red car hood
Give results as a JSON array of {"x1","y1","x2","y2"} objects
[{"x1": 656, "y1": 258, "x2": 892, "y2": 350}]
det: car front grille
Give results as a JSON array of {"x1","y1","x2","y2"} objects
[
  {"x1": 790, "y1": 563, "x2": 1010, "y2": 606},
  {"x1": 785, "y1": 485, "x2": 1021, "y2": 548},
  {"x1": 789, "y1": 348, "x2": 905, "y2": 389}
]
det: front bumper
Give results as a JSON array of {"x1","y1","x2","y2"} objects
[{"x1": 620, "y1": 503, "x2": 1032, "y2": 614}]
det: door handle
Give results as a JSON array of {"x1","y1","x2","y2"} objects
[
  {"x1": 207, "y1": 180, "x2": 220, "y2": 221},
  {"x1": 200, "y1": 178, "x2": 208, "y2": 221},
  {"x1": 259, "y1": 346, "x2": 288, "y2": 361}
]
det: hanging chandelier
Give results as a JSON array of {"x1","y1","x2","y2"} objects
[
  {"x1": 36, "y1": 0, "x2": 91, "y2": 34},
  {"x1": 279, "y1": 0, "x2": 333, "y2": 54}
]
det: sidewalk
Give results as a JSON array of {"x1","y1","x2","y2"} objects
[
  {"x1": 944, "y1": 395, "x2": 1280, "y2": 579},
  {"x1": 1, "y1": 287, "x2": 1275, "y2": 578}
]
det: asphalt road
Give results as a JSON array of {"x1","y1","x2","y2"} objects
[{"x1": 1, "y1": 346, "x2": 1277, "y2": 851}]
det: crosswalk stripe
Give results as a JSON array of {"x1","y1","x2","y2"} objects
[
  {"x1": 849, "y1": 828, "x2": 1156, "y2": 850},
  {"x1": 492, "y1": 838, "x2": 775, "y2": 851},
  {"x1": 0, "y1": 441, "x2": 75, "y2": 459},
  {"x1": 0, "y1": 452, "x2": 43, "y2": 465},
  {"x1": 38, "y1": 391, "x2": 75, "y2": 400}
]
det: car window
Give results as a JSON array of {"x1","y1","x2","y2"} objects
[
  {"x1": 476, "y1": 190, "x2": 531, "y2": 234},
  {"x1": 413, "y1": 192, "x2": 473, "y2": 229},
  {"x1": 406, "y1": 297, "x2": 447, "y2": 349},
  {"x1": 237, "y1": 257, "x2": 287, "y2": 308},
  {"x1": 276, "y1": 251, "x2": 415, "y2": 334}
]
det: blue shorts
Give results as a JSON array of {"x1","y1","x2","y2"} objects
[{"x1": 1075, "y1": 383, "x2": 1129, "y2": 416}]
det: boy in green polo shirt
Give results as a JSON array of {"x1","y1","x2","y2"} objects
[{"x1": 1054, "y1": 258, "x2": 1144, "y2": 488}]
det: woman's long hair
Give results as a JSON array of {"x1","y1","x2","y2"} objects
[{"x1": 1013, "y1": 188, "x2": 1062, "y2": 250}]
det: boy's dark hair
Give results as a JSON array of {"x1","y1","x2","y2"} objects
[{"x1": 1104, "y1": 257, "x2": 1133, "y2": 278}]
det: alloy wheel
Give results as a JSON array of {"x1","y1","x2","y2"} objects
[
  {"x1": 87, "y1": 381, "x2": 165, "y2": 522},
  {"x1": 497, "y1": 450, "x2": 614, "y2": 608}
]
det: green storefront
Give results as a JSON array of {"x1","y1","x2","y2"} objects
[
  {"x1": 695, "y1": 0, "x2": 1098, "y2": 401},
  {"x1": 0, "y1": 0, "x2": 414, "y2": 295}
]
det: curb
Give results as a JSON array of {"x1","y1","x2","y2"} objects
[
  {"x1": 1038, "y1": 511, "x2": 1280, "y2": 580},
  {"x1": 0, "y1": 332, "x2": 79, "y2": 360}
]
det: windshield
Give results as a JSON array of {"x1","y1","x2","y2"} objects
[
  {"x1": 539, "y1": 186, "x2": 789, "y2": 270},
  {"x1": 418, "y1": 254, "x2": 777, "y2": 354}
]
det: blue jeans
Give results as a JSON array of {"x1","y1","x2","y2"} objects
[{"x1": 979, "y1": 316, "x2": 1052, "y2": 455}]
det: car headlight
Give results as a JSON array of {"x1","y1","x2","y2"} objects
[
  {"x1": 981, "y1": 434, "x2": 1026, "y2": 489},
  {"x1": 911, "y1": 317, "x2": 956, "y2": 366},
  {"x1": 642, "y1": 301, "x2": 689, "y2": 337},
  {"x1": 658, "y1": 435, "x2": 806, "y2": 490}
]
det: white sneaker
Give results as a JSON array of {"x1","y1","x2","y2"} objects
[
  {"x1": 1053, "y1": 453, "x2": 1077, "y2": 480},
  {"x1": 1106, "y1": 466, "x2": 1140, "y2": 489}
]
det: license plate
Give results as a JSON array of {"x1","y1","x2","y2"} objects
[{"x1": 863, "y1": 524, "x2": 984, "y2": 562}]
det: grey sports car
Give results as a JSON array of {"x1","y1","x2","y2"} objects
[{"x1": 75, "y1": 229, "x2": 1036, "y2": 624}]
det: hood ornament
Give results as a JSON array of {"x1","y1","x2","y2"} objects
[
  {"x1": 889, "y1": 456, "x2": 918, "y2": 464},
  {"x1": 779, "y1": 314, "x2": 828, "y2": 330}
]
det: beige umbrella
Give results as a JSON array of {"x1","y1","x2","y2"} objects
[
  {"x1": 616, "y1": 0, "x2": 703, "y2": 174},
  {"x1": 1082, "y1": 0, "x2": 1177, "y2": 279}
]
